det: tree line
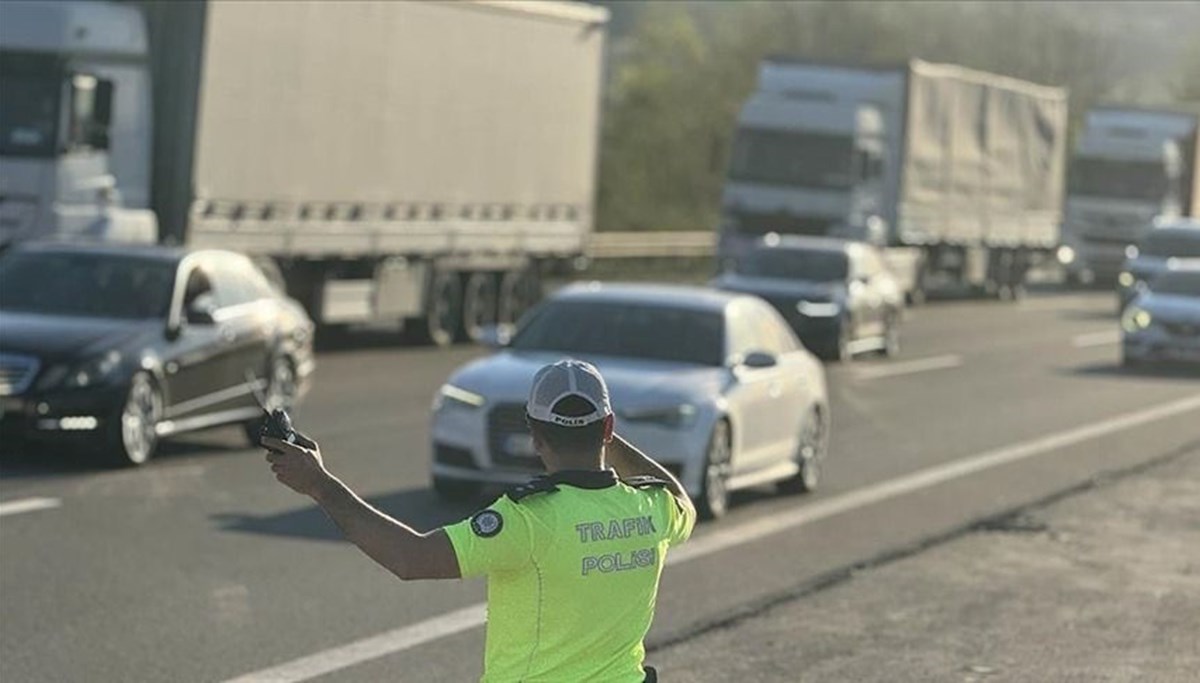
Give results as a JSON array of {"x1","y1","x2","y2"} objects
[{"x1": 595, "y1": 1, "x2": 1200, "y2": 233}]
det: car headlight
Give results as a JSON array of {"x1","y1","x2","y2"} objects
[
  {"x1": 50, "y1": 350, "x2": 124, "y2": 389},
  {"x1": 1125, "y1": 244, "x2": 1139, "y2": 259},
  {"x1": 1056, "y1": 245, "x2": 1076, "y2": 265},
  {"x1": 1117, "y1": 271, "x2": 1135, "y2": 288},
  {"x1": 619, "y1": 404, "x2": 697, "y2": 429},
  {"x1": 1121, "y1": 306, "x2": 1153, "y2": 333},
  {"x1": 432, "y1": 383, "x2": 486, "y2": 411},
  {"x1": 796, "y1": 300, "x2": 841, "y2": 317}
]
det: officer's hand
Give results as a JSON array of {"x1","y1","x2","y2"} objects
[{"x1": 264, "y1": 436, "x2": 331, "y2": 498}]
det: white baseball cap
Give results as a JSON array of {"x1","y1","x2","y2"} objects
[{"x1": 526, "y1": 360, "x2": 613, "y2": 427}]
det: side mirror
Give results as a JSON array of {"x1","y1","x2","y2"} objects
[
  {"x1": 742, "y1": 350, "x2": 778, "y2": 369},
  {"x1": 477, "y1": 324, "x2": 513, "y2": 349},
  {"x1": 185, "y1": 295, "x2": 217, "y2": 325}
]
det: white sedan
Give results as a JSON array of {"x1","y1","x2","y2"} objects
[{"x1": 429, "y1": 283, "x2": 830, "y2": 518}]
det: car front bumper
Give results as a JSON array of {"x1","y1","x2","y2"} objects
[
  {"x1": 0, "y1": 384, "x2": 127, "y2": 445},
  {"x1": 1123, "y1": 326, "x2": 1200, "y2": 365}
]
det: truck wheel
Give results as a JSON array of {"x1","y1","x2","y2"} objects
[
  {"x1": 460, "y1": 272, "x2": 498, "y2": 342},
  {"x1": 498, "y1": 268, "x2": 539, "y2": 325},
  {"x1": 409, "y1": 270, "x2": 462, "y2": 347}
]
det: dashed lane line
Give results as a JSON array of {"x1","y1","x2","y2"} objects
[{"x1": 0, "y1": 497, "x2": 62, "y2": 518}]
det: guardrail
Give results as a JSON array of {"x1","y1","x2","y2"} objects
[{"x1": 587, "y1": 231, "x2": 715, "y2": 259}]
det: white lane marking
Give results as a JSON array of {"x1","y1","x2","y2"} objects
[
  {"x1": 223, "y1": 392, "x2": 1200, "y2": 683},
  {"x1": 0, "y1": 497, "x2": 61, "y2": 518},
  {"x1": 853, "y1": 354, "x2": 963, "y2": 380},
  {"x1": 222, "y1": 605, "x2": 486, "y2": 683},
  {"x1": 1073, "y1": 330, "x2": 1121, "y2": 348}
]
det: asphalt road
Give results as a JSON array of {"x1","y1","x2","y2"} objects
[{"x1": 2, "y1": 290, "x2": 1198, "y2": 682}]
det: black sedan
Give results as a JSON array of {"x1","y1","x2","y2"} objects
[
  {"x1": 712, "y1": 235, "x2": 905, "y2": 361},
  {"x1": 0, "y1": 243, "x2": 314, "y2": 466}
]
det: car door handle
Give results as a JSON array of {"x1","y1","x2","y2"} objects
[
  {"x1": 220, "y1": 326, "x2": 237, "y2": 343},
  {"x1": 768, "y1": 380, "x2": 783, "y2": 399}
]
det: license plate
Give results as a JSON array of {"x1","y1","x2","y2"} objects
[{"x1": 504, "y1": 434, "x2": 536, "y2": 457}]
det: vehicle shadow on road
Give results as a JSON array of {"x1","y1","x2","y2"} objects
[
  {"x1": 212, "y1": 487, "x2": 482, "y2": 542},
  {"x1": 1060, "y1": 309, "x2": 1117, "y2": 322},
  {"x1": 0, "y1": 429, "x2": 250, "y2": 479},
  {"x1": 1066, "y1": 362, "x2": 1200, "y2": 381}
]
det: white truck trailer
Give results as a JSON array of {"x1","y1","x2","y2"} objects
[
  {"x1": 0, "y1": 0, "x2": 607, "y2": 344},
  {"x1": 1059, "y1": 106, "x2": 1199, "y2": 285},
  {"x1": 719, "y1": 58, "x2": 1070, "y2": 301}
]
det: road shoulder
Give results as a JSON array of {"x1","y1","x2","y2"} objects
[{"x1": 653, "y1": 448, "x2": 1200, "y2": 682}]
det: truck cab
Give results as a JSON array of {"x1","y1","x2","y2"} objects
[
  {"x1": 0, "y1": 1, "x2": 156, "y2": 245},
  {"x1": 719, "y1": 94, "x2": 887, "y2": 269},
  {"x1": 1061, "y1": 108, "x2": 1195, "y2": 285}
]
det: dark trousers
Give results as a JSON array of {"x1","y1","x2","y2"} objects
[{"x1": 644, "y1": 665, "x2": 658, "y2": 682}]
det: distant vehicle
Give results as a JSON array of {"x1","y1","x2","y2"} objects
[
  {"x1": 0, "y1": 243, "x2": 314, "y2": 465},
  {"x1": 1060, "y1": 106, "x2": 1199, "y2": 285},
  {"x1": 720, "y1": 58, "x2": 1069, "y2": 303},
  {"x1": 711, "y1": 235, "x2": 904, "y2": 361},
  {"x1": 429, "y1": 283, "x2": 830, "y2": 519},
  {"x1": 1121, "y1": 265, "x2": 1200, "y2": 367},
  {"x1": 1117, "y1": 220, "x2": 1200, "y2": 309},
  {"x1": 0, "y1": 0, "x2": 607, "y2": 345}
]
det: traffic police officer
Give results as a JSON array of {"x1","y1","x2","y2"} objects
[{"x1": 265, "y1": 360, "x2": 696, "y2": 682}]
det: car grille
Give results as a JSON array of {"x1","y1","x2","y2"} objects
[
  {"x1": 1161, "y1": 321, "x2": 1200, "y2": 338},
  {"x1": 0, "y1": 354, "x2": 39, "y2": 396},
  {"x1": 487, "y1": 402, "x2": 541, "y2": 471},
  {"x1": 433, "y1": 443, "x2": 478, "y2": 470},
  {"x1": 733, "y1": 211, "x2": 834, "y2": 237}
]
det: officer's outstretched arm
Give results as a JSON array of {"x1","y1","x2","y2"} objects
[{"x1": 264, "y1": 436, "x2": 462, "y2": 580}]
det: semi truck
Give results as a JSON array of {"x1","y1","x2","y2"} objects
[
  {"x1": 719, "y1": 58, "x2": 1070, "y2": 301},
  {"x1": 1059, "y1": 106, "x2": 1199, "y2": 285},
  {"x1": 0, "y1": 0, "x2": 607, "y2": 345}
]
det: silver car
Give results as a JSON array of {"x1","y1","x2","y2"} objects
[
  {"x1": 1121, "y1": 265, "x2": 1200, "y2": 367},
  {"x1": 429, "y1": 283, "x2": 830, "y2": 518}
]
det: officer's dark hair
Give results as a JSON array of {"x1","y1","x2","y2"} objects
[{"x1": 526, "y1": 395, "x2": 606, "y2": 458}]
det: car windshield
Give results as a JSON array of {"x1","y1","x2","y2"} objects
[
  {"x1": 1138, "y1": 230, "x2": 1200, "y2": 258},
  {"x1": 1068, "y1": 157, "x2": 1169, "y2": 202},
  {"x1": 1150, "y1": 270, "x2": 1200, "y2": 296},
  {"x1": 738, "y1": 248, "x2": 849, "y2": 282},
  {"x1": 0, "y1": 251, "x2": 177, "y2": 320},
  {"x1": 728, "y1": 127, "x2": 854, "y2": 190},
  {"x1": 0, "y1": 54, "x2": 61, "y2": 158},
  {"x1": 511, "y1": 300, "x2": 725, "y2": 366}
]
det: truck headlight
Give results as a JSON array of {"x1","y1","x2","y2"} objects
[
  {"x1": 619, "y1": 404, "x2": 697, "y2": 429},
  {"x1": 1120, "y1": 307, "x2": 1153, "y2": 333},
  {"x1": 432, "y1": 384, "x2": 486, "y2": 411},
  {"x1": 1056, "y1": 245, "x2": 1076, "y2": 265}
]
